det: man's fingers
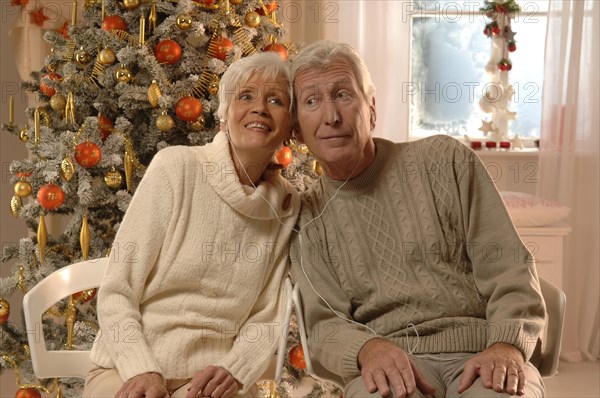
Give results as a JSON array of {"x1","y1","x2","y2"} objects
[
  {"x1": 517, "y1": 369, "x2": 527, "y2": 396},
  {"x1": 222, "y1": 383, "x2": 238, "y2": 398},
  {"x1": 412, "y1": 366, "x2": 436, "y2": 395},
  {"x1": 362, "y1": 371, "x2": 377, "y2": 394},
  {"x1": 504, "y1": 366, "x2": 520, "y2": 395},
  {"x1": 457, "y1": 361, "x2": 479, "y2": 394},
  {"x1": 492, "y1": 364, "x2": 507, "y2": 392},
  {"x1": 386, "y1": 368, "x2": 408, "y2": 398},
  {"x1": 373, "y1": 369, "x2": 392, "y2": 397}
]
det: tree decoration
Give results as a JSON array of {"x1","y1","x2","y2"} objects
[
  {"x1": 155, "y1": 39, "x2": 182, "y2": 64},
  {"x1": 275, "y1": 146, "x2": 292, "y2": 168},
  {"x1": 148, "y1": 80, "x2": 161, "y2": 108},
  {"x1": 176, "y1": 13, "x2": 193, "y2": 30},
  {"x1": 75, "y1": 142, "x2": 102, "y2": 168},
  {"x1": 37, "y1": 184, "x2": 65, "y2": 210},
  {"x1": 208, "y1": 36, "x2": 233, "y2": 61},
  {"x1": 0, "y1": 298, "x2": 10, "y2": 324},
  {"x1": 50, "y1": 93, "x2": 67, "y2": 111},
  {"x1": 19, "y1": 126, "x2": 29, "y2": 142},
  {"x1": 29, "y1": 7, "x2": 49, "y2": 27},
  {"x1": 39, "y1": 73, "x2": 62, "y2": 97},
  {"x1": 10, "y1": 195, "x2": 22, "y2": 217},
  {"x1": 74, "y1": 46, "x2": 92, "y2": 66},
  {"x1": 176, "y1": 97, "x2": 203, "y2": 122},
  {"x1": 98, "y1": 115, "x2": 114, "y2": 140},
  {"x1": 99, "y1": 46, "x2": 117, "y2": 65},
  {"x1": 122, "y1": 0, "x2": 140, "y2": 10},
  {"x1": 15, "y1": 388, "x2": 42, "y2": 398},
  {"x1": 115, "y1": 65, "x2": 133, "y2": 83},
  {"x1": 102, "y1": 15, "x2": 127, "y2": 32},
  {"x1": 288, "y1": 344, "x2": 307, "y2": 369},
  {"x1": 257, "y1": 0, "x2": 278, "y2": 16},
  {"x1": 156, "y1": 109, "x2": 175, "y2": 132},
  {"x1": 244, "y1": 11, "x2": 260, "y2": 28},
  {"x1": 104, "y1": 168, "x2": 123, "y2": 189},
  {"x1": 37, "y1": 214, "x2": 48, "y2": 263},
  {"x1": 61, "y1": 155, "x2": 75, "y2": 181},
  {"x1": 58, "y1": 21, "x2": 69, "y2": 39},
  {"x1": 190, "y1": 115, "x2": 206, "y2": 131},
  {"x1": 263, "y1": 43, "x2": 287, "y2": 61},
  {"x1": 498, "y1": 58, "x2": 512, "y2": 72},
  {"x1": 14, "y1": 173, "x2": 32, "y2": 198}
]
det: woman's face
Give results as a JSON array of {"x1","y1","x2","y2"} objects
[{"x1": 225, "y1": 73, "x2": 291, "y2": 157}]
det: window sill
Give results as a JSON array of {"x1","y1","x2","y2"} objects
[{"x1": 471, "y1": 148, "x2": 540, "y2": 158}]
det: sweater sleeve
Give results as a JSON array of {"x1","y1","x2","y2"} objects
[
  {"x1": 290, "y1": 198, "x2": 378, "y2": 382},
  {"x1": 213, "y1": 250, "x2": 288, "y2": 392},
  {"x1": 94, "y1": 150, "x2": 175, "y2": 381},
  {"x1": 451, "y1": 138, "x2": 546, "y2": 360}
]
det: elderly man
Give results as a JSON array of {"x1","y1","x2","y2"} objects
[{"x1": 289, "y1": 40, "x2": 546, "y2": 398}]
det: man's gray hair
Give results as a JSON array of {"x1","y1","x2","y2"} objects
[
  {"x1": 290, "y1": 40, "x2": 376, "y2": 104},
  {"x1": 217, "y1": 52, "x2": 292, "y2": 122}
]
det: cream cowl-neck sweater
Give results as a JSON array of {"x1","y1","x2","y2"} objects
[
  {"x1": 90, "y1": 132, "x2": 300, "y2": 391},
  {"x1": 291, "y1": 135, "x2": 545, "y2": 382}
]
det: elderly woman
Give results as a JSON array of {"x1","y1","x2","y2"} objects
[{"x1": 83, "y1": 52, "x2": 299, "y2": 398}]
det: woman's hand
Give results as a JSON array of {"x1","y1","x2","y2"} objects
[
  {"x1": 185, "y1": 365, "x2": 240, "y2": 398},
  {"x1": 115, "y1": 372, "x2": 169, "y2": 398}
]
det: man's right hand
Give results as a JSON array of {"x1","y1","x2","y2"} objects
[{"x1": 358, "y1": 338, "x2": 436, "y2": 398}]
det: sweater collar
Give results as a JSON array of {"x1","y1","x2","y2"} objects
[
  {"x1": 320, "y1": 138, "x2": 393, "y2": 198},
  {"x1": 204, "y1": 131, "x2": 299, "y2": 220}
]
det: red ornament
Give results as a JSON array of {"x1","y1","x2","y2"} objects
[
  {"x1": 483, "y1": 27, "x2": 490, "y2": 36},
  {"x1": 176, "y1": 97, "x2": 203, "y2": 122},
  {"x1": 15, "y1": 388, "x2": 42, "y2": 398},
  {"x1": 491, "y1": 25, "x2": 501, "y2": 36},
  {"x1": 508, "y1": 42, "x2": 517, "y2": 52},
  {"x1": 498, "y1": 59, "x2": 512, "y2": 72},
  {"x1": 16, "y1": 172, "x2": 32, "y2": 178},
  {"x1": 263, "y1": 43, "x2": 288, "y2": 61},
  {"x1": 209, "y1": 36, "x2": 234, "y2": 61},
  {"x1": 193, "y1": 0, "x2": 216, "y2": 4},
  {"x1": 11, "y1": 0, "x2": 29, "y2": 5},
  {"x1": 58, "y1": 21, "x2": 69, "y2": 39},
  {"x1": 257, "y1": 0, "x2": 278, "y2": 15},
  {"x1": 40, "y1": 73, "x2": 62, "y2": 97},
  {"x1": 75, "y1": 142, "x2": 102, "y2": 168},
  {"x1": 98, "y1": 115, "x2": 114, "y2": 140},
  {"x1": 275, "y1": 146, "x2": 293, "y2": 168},
  {"x1": 102, "y1": 15, "x2": 127, "y2": 32},
  {"x1": 29, "y1": 7, "x2": 49, "y2": 27},
  {"x1": 288, "y1": 344, "x2": 307, "y2": 369},
  {"x1": 73, "y1": 288, "x2": 97, "y2": 303},
  {"x1": 37, "y1": 184, "x2": 65, "y2": 210},
  {"x1": 155, "y1": 39, "x2": 182, "y2": 64}
]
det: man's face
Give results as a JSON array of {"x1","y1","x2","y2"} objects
[{"x1": 294, "y1": 61, "x2": 376, "y2": 180}]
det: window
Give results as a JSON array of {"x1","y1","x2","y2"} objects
[{"x1": 409, "y1": 0, "x2": 548, "y2": 142}]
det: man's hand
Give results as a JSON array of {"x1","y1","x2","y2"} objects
[
  {"x1": 358, "y1": 338, "x2": 436, "y2": 398},
  {"x1": 458, "y1": 342, "x2": 527, "y2": 396},
  {"x1": 186, "y1": 365, "x2": 240, "y2": 398},
  {"x1": 115, "y1": 372, "x2": 169, "y2": 398}
]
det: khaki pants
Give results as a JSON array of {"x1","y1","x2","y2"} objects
[
  {"x1": 83, "y1": 367, "x2": 259, "y2": 398},
  {"x1": 344, "y1": 353, "x2": 545, "y2": 398}
]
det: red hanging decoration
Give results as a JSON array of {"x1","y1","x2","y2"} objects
[
  {"x1": 275, "y1": 146, "x2": 292, "y2": 168},
  {"x1": 263, "y1": 43, "x2": 288, "y2": 61},
  {"x1": 155, "y1": 39, "x2": 182, "y2": 64},
  {"x1": 102, "y1": 15, "x2": 127, "y2": 32},
  {"x1": 37, "y1": 184, "x2": 65, "y2": 210},
  {"x1": 176, "y1": 97, "x2": 203, "y2": 122},
  {"x1": 75, "y1": 142, "x2": 102, "y2": 168}
]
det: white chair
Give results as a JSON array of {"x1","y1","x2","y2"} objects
[
  {"x1": 537, "y1": 278, "x2": 566, "y2": 377},
  {"x1": 23, "y1": 258, "x2": 291, "y2": 383},
  {"x1": 291, "y1": 277, "x2": 566, "y2": 383},
  {"x1": 23, "y1": 257, "x2": 109, "y2": 379}
]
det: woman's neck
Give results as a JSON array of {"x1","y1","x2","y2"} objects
[{"x1": 229, "y1": 145, "x2": 274, "y2": 186}]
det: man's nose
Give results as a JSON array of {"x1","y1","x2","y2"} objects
[{"x1": 323, "y1": 102, "x2": 341, "y2": 126}]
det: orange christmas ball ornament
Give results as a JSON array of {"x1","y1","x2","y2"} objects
[
  {"x1": 275, "y1": 146, "x2": 292, "y2": 168},
  {"x1": 289, "y1": 344, "x2": 307, "y2": 369},
  {"x1": 15, "y1": 388, "x2": 42, "y2": 398},
  {"x1": 102, "y1": 15, "x2": 127, "y2": 32},
  {"x1": 263, "y1": 43, "x2": 287, "y2": 61},
  {"x1": 98, "y1": 115, "x2": 114, "y2": 141},
  {"x1": 37, "y1": 184, "x2": 65, "y2": 210},
  {"x1": 75, "y1": 142, "x2": 102, "y2": 168},
  {"x1": 209, "y1": 36, "x2": 234, "y2": 61},
  {"x1": 155, "y1": 39, "x2": 182, "y2": 65},
  {"x1": 257, "y1": 0, "x2": 278, "y2": 15},
  {"x1": 0, "y1": 298, "x2": 9, "y2": 325},
  {"x1": 40, "y1": 73, "x2": 62, "y2": 97},
  {"x1": 176, "y1": 97, "x2": 203, "y2": 122},
  {"x1": 73, "y1": 288, "x2": 97, "y2": 303}
]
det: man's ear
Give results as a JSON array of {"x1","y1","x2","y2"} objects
[{"x1": 369, "y1": 98, "x2": 377, "y2": 131}]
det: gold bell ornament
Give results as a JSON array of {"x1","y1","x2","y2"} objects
[{"x1": 115, "y1": 65, "x2": 132, "y2": 83}]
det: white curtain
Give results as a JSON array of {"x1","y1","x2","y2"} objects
[{"x1": 538, "y1": 0, "x2": 600, "y2": 361}]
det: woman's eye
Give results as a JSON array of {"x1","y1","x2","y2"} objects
[
  {"x1": 239, "y1": 93, "x2": 253, "y2": 101},
  {"x1": 268, "y1": 97, "x2": 284, "y2": 105}
]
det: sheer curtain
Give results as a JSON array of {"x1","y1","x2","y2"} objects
[{"x1": 538, "y1": 0, "x2": 599, "y2": 361}]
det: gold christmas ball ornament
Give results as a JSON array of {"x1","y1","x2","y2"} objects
[
  {"x1": 176, "y1": 13, "x2": 193, "y2": 30},
  {"x1": 19, "y1": 127, "x2": 29, "y2": 142},
  {"x1": 123, "y1": 0, "x2": 140, "y2": 10},
  {"x1": 104, "y1": 168, "x2": 123, "y2": 189},
  {"x1": 0, "y1": 297, "x2": 9, "y2": 324},
  {"x1": 50, "y1": 93, "x2": 67, "y2": 111},
  {"x1": 156, "y1": 110, "x2": 175, "y2": 132},
  {"x1": 148, "y1": 80, "x2": 161, "y2": 108},
  {"x1": 74, "y1": 47, "x2": 92, "y2": 66},
  {"x1": 115, "y1": 65, "x2": 132, "y2": 83},
  {"x1": 190, "y1": 115, "x2": 206, "y2": 131},
  {"x1": 99, "y1": 47, "x2": 117, "y2": 65},
  {"x1": 244, "y1": 11, "x2": 260, "y2": 28},
  {"x1": 208, "y1": 76, "x2": 220, "y2": 96},
  {"x1": 14, "y1": 181, "x2": 32, "y2": 197}
]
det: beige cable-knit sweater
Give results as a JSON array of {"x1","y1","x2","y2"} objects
[
  {"x1": 290, "y1": 135, "x2": 546, "y2": 382},
  {"x1": 90, "y1": 132, "x2": 300, "y2": 390}
]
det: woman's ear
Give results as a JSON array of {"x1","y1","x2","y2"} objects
[{"x1": 220, "y1": 120, "x2": 227, "y2": 132}]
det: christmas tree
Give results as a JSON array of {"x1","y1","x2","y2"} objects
[{"x1": 0, "y1": 0, "x2": 330, "y2": 396}]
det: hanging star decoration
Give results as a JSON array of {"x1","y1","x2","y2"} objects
[
  {"x1": 510, "y1": 134, "x2": 524, "y2": 150},
  {"x1": 504, "y1": 26, "x2": 517, "y2": 42},
  {"x1": 58, "y1": 21, "x2": 69, "y2": 39},
  {"x1": 29, "y1": 7, "x2": 49, "y2": 26},
  {"x1": 479, "y1": 120, "x2": 495, "y2": 136}
]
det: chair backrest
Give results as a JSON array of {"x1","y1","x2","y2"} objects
[
  {"x1": 538, "y1": 277, "x2": 566, "y2": 377},
  {"x1": 23, "y1": 257, "x2": 109, "y2": 379}
]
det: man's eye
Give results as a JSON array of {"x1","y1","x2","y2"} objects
[
  {"x1": 305, "y1": 97, "x2": 319, "y2": 106},
  {"x1": 336, "y1": 91, "x2": 351, "y2": 100}
]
